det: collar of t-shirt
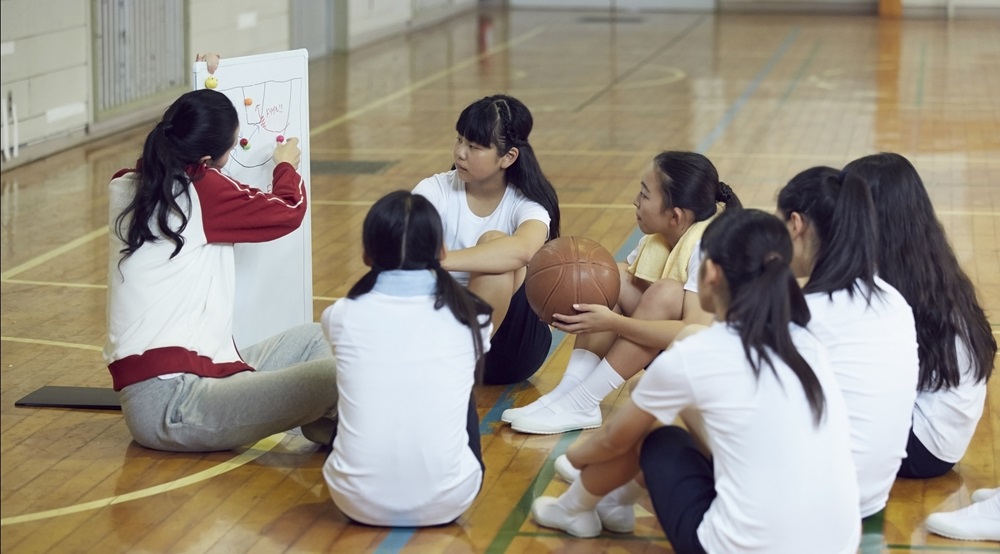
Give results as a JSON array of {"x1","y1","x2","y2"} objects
[{"x1": 372, "y1": 269, "x2": 437, "y2": 297}]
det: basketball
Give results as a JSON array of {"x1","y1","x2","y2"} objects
[{"x1": 524, "y1": 236, "x2": 621, "y2": 325}]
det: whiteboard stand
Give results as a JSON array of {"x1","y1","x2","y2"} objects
[{"x1": 193, "y1": 49, "x2": 313, "y2": 350}]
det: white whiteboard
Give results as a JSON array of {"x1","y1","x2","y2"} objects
[{"x1": 193, "y1": 49, "x2": 313, "y2": 350}]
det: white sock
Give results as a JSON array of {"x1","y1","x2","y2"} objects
[
  {"x1": 542, "y1": 359, "x2": 625, "y2": 413},
  {"x1": 547, "y1": 349, "x2": 601, "y2": 399},
  {"x1": 557, "y1": 479, "x2": 602, "y2": 513},
  {"x1": 605, "y1": 479, "x2": 643, "y2": 506}
]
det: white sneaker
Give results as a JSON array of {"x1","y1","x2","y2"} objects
[
  {"x1": 596, "y1": 497, "x2": 635, "y2": 533},
  {"x1": 926, "y1": 493, "x2": 1000, "y2": 542},
  {"x1": 501, "y1": 395, "x2": 551, "y2": 424},
  {"x1": 972, "y1": 488, "x2": 1000, "y2": 503},
  {"x1": 554, "y1": 454, "x2": 581, "y2": 483},
  {"x1": 531, "y1": 496, "x2": 601, "y2": 538},
  {"x1": 512, "y1": 406, "x2": 602, "y2": 435}
]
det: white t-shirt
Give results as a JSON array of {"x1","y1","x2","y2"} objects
[
  {"x1": 633, "y1": 323, "x2": 860, "y2": 553},
  {"x1": 413, "y1": 170, "x2": 551, "y2": 286},
  {"x1": 912, "y1": 338, "x2": 988, "y2": 462},
  {"x1": 321, "y1": 270, "x2": 491, "y2": 526},
  {"x1": 625, "y1": 239, "x2": 702, "y2": 293},
  {"x1": 805, "y1": 277, "x2": 919, "y2": 517}
]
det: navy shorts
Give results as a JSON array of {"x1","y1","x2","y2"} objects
[
  {"x1": 896, "y1": 427, "x2": 955, "y2": 479},
  {"x1": 482, "y1": 284, "x2": 552, "y2": 385},
  {"x1": 641, "y1": 426, "x2": 714, "y2": 554}
]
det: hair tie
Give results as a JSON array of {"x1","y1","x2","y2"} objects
[
  {"x1": 370, "y1": 263, "x2": 386, "y2": 273},
  {"x1": 427, "y1": 259, "x2": 441, "y2": 270},
  {"x1": 715, "y1": 182, "x2": 733, "y2": 203}
]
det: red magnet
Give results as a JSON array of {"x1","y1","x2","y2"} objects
[
  {"x1": 239, "y1": 138, "x2": 250, "y2": 150},
  {"x1": 276, "y1": 135, "x2": 285, "y2": 143}
]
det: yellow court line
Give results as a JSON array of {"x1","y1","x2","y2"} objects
[
  {"x1": 309, "y1": 147, "x2": 1000, "y2": 166},
  {"x1": 309, "y1": 26, "x2": 547, "y2": 137},
  {"x1": 0, "y1": 227, "x2": 108, "y2": 281},
  {"x1": 312, "y1": 200, "x2": 375, "y2": 206},
  {"x1": 1, "y1": 336, "x2": 103, "y2": 352},
  {"x1": 935, "y1": 210, "x2": 1000, "y2": 216},
  {"x1": 314, "y1": 199, "x2": 637, "y2": 210},
  {"x1": 0, "y1": 433, "x2": 285, "y2": 526},
  {"x1": 3, "y1": 279, "x2": 106, "y2": 289}
]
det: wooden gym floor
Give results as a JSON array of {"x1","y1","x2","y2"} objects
[{"x1": 2, "y1": 7, "x2": 998, "y2": 553}]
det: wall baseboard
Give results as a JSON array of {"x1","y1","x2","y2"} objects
[
  {"x1": 347, "y1": 2, "x2": 477, "y2": 51},
  {"x1": 0, "y1": 101, "x2": 169, "y2": 173},
  {"x1": 719, "y1": 1, "x2": 877, "y2": 14}
]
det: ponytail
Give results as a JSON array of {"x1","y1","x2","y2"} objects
[
  {"x1": 702, "y1": 209, "x2": 826, "y2": 425},
  {"x1": 431, "y1": 265, "x2": 493, "y2": 382},
  {"x1": 777, "y1": 166, "x2": 880, "y2": 302},
  {"x1": 116, "y1": 90, "x2": 238, "y2": 260},
  {"x1": 349, "y1": 191, "x2": 493, "y2": 381},
  {"x1": 715, "y1": 181, "x2": 741, "y2": 212},
  {"x1": 652, "y1": 152, "x2": 742, "y2": 221}
]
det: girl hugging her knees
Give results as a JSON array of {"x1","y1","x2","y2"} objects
[
  {"x1": 777, "y1": 166, "x2": 920, "y2": 518},
  {"x1": 530, "y1": 209, "x2": 860, "y2": 553},
  {"x1": 505, "y1": 151, "x2": 741, "y2": 435},
  {"x1": 412, "y1": 94, "x2": 560, "y2": 386},
  {"x1": 843, "y1": 153, "x2": 995, "y2": 480}
]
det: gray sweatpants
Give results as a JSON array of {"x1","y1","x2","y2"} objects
[{"x1": 119, "y1": 323, "x2": 338, "y2": 452}]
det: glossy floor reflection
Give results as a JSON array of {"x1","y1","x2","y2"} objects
[{"x1": 1, "y1": 8, "x2": 998, "y2": 553}]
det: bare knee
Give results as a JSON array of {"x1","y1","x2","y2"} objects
[
  {"x1": 476, "y1": 230, "x2": 509, "y2": 245},
  {"x1": 618, "y1": 264, "x2": 647, "y2": 315},
  {"x1": 634, "y1": 278, "x2": 685, "y2": 320}
]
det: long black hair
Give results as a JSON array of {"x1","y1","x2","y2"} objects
[
  {"x1": 652, "y1": 151, "x2": 742, "y2": 218},
  {"x1": 115, "y1": 89, "x2": 238, "y2": 260},
  {"x1": 777, "y1": 166, "x2": 880, "y2": 302},
  {"x1": 701, "y1": 209, "x2": 825, "y2": 425},
  {"x1": 844, "y1": 153, "x2": 995, "y2": 391},
  {"x1": 348, "y1": 191, "x2": 493, "y2": 379},
  {"x1": 455, "y1": 94, "x2": 560, "y2": 239}
]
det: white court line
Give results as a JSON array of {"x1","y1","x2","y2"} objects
[{"x1": 0, "y1": 434, "x2": 286, "y2": 526}]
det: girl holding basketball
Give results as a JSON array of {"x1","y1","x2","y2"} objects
[
  {"x1": 321, "y1": 190, "x2": 492, "y2": 527},
  {"x1": 105, "y1": 89, "x2": 338, "y2": 452},
  {"x1": 507, "y1": 151, "x2": 740, "y2": 435},
  {"x1": 843, "y1": 153, "x2": 995, "y2": 479},
  {"x1": 413, "y1": 94, "x2": 560, "y2": 385},
  {"x1": 776, "y1": 166, "x2": 919, "y2": 518},
  {"x1": 530, "y1": 209, "x2": 860, "y2": 552}
]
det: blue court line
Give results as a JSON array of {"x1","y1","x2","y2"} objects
[
  {"x1": 374, "y1": 25, "x2": 801, "y2": 554},
  {"x1": 695, "y1": 28, "x2": 800, "y2": 155},
  {"x1": 780, "y1": 39, "x2": 822, "y2": 104}
]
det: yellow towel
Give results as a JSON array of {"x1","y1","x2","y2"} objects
[{"x1": 627, "y1": 210, "x2": 720, "y2": 283}]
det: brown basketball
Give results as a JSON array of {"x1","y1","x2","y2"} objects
[{"x1": 524, "y1": 236, "x2": 621, "y2": 325}]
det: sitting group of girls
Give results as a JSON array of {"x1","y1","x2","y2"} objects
[
  {"x1": 104, "y1": 88, "x2": 995, "y2": 547},
  {"x1": 520, "y1": 152, "x2": 996, "y2": 550}
]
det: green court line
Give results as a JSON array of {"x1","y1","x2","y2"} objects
[
  {"x1": 514, "y1": 531, "x2": 669, "y2": 542},
  {"x1": 886, "y1": 545, "x2": 1000, "y2": 552},
  {"x1": 780, "y1": 39, "x2": 823, "y2": 103},
  {"x1": 861, "y1": 509, "x2": 886, "y2": 553},
  {"x1": 915, "y1": 41, "x2": 928, "y2": 107},
  {"x1": 486, "y1": 432, "x2": 580, "y2": 553}
]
